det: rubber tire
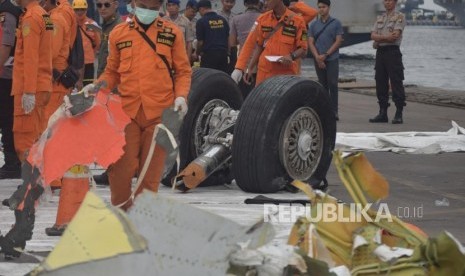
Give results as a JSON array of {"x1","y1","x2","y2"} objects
[
  {"x1": 232, "y1": 76, "x2": 336, "y2": 193},
  {"x1": 161, "y1": 68, "x2": 243, "y2": 187}
]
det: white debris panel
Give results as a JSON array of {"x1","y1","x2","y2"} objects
[{"x1": 336, "y1": 121, "x2": 465, "y2": 154}]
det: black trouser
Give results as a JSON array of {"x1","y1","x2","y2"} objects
[
  {"x1": 201, "y1": 49, "x2": 228, "y2": 73},
  {"x1": 226, "y1": 46, "x2": 238, "y2": 75},
  {"x1": 238, "y1": 73, "x2": 256, "y2": 99},
  {"x1": 83, "y1": 63, "x2": 95, "y2": 86},
  {"x1": 375, "y1": 45, "x2": 406, "y2": 108},
  {"x1": 315, "y1": 58, "x2": 339, "y2": 114},
  {"x1": 0, "y1": 78, "x2": 20, "y2": 167}
]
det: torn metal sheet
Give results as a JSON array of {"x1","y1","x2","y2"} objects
[
  {"x1": 126, "y1": 191, "x2": 275, "y2": 275},
  {"x1": 28, "y1": 90, "x2": 130, "y2": 185},
  {"x1": 373, "y1": 244, "x2": 414, "y2": 262},
  {"x1": 336, "y1": 121, "x2": 465, "y2": 154},
  {"x1": 290, "y1": 152, "x2": 465, "y2": 275},
  {"x1": 31, "y1": 191, "x2": 275, "y2": 276},
  {"x1": 229, "y1": 243, "x2": 307, "y2": 275},
  {"x1": 29, "y1": 192, "x2": 147, "y2": 275}
]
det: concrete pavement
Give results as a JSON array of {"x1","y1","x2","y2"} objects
[
  {"x1": 0, "y1": 90, "x2": 464, "y2": 274},
  {"x1": 330, "y1": 90, "x2": 465, "y2": 242}
]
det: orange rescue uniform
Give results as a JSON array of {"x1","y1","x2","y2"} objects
[
  {"x1": 45, "y1": 9, "x2": 71, "y2": 120},
  {"x1": 98, "y1": 18, "x2": 191, "y2": 209},
  {"x1": 78, "y1": 17, "x2": 100, "y2": 64},
  {"x1": 56, "y1": 0, "x2": 77, "y2": 45},
  {"x1": 243, "y1": 9, "x2": 308, "y2": 85},
  {"x1": 290, "y1": 2, "x2": 317, "y2": 25},
  {"x1": 12, "y1": 1, "x2": 53, "y2": 161}
]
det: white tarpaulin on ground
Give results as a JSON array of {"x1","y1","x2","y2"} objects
[{"x1": 336, "y1": 121, "x2": 465, "y2": 154}]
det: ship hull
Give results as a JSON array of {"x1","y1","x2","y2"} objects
[{"x1": 434, "y1": 0, "x2": 465, "y2": 27}]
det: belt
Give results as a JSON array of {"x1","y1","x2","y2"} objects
[{"x1": 377, "y1": 45, "x2": 400, "y2": 51}]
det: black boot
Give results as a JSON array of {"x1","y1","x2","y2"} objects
[
  {"x1": 0, "y1": 164, "x2": 21, "y2": 179},
  {"x1": 369, "y1": 106, "x2": 388, "y2": 123},
  {"x1": 0, "y1": 209, "x2": 35, "y2": 260},
  {"x1": 392, "y1": 106, "x2": 403, "y2": 124},
  {"x1": 45, "y1": 225, "x2": 66, "y2": 236},
  {"x1": 93, "y1": 171, "x2": 109, "y2": 185},
  {"x1": 0, "y1": 151, "x2": 21, "y2": 179}
]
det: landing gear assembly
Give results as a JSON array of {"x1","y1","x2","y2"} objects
[{"x1": 163, "y1": 69, "x2": 336, "y2": 193}]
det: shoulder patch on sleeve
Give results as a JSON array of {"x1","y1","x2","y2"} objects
[
  {"x1": 301, "y1": 29, "x2": 307, "y2": 41},
  {"x1": 250, "y1": 21, "x2": 258, "y2": 32},
  {"x1": 42, "y1": 14, "x2": 54, "y2": 30},
  {"x1": 261, "y1": 26, "x2": 272, "y2": 32},
  {"x1": 22, "y1": 24, "x2": 30, "y2": 36},
  {"x1": 397, "y1": 13, "x2": 405, "y2": 23},
  {"x1": 116, "y1": 40, "x2": 132, "y2": 50}
]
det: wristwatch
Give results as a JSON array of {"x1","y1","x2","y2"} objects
[{"x1": 290, "y1": 52, "x2": 297, "y2": 61}]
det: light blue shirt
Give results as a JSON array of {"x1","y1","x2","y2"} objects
[{"x1": 309, "y1": 16, "x2": 343, "y2": 61}]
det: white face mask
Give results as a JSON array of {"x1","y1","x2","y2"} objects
[{"x1": 135, "y1": 7, "x2": 159, "y2": 24}]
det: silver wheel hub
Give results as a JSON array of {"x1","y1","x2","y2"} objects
[
  {"x1": 280, "y1": 107, "x2": 323, "y2": 180},
  {"x1": 194, "y1": 99, "x2": 230, "y2": 155}
]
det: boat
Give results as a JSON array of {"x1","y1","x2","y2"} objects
[{"x1": 433, "y1": 0, "x2": 465, "y2": 27}]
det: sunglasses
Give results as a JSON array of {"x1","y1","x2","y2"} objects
[{"x1": 96, "y1": 1, "x2": 114, "y2": 8}]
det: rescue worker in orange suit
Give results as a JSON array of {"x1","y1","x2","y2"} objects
[
  {"x1": 12, "y1": 0, "x2": 53, "y2": 163},
  {"x1": 232, "y1": 0, "x2": 307, "y2": 86},
  {"x1": 41, "y1": 0, "x2": 71, "y2": 121},
  {"x1": 288, "y1": 0, "x2": 316, "y2": 74},
  {"x1": 288, "y1": 0, "x2": 316, "y2": 25},
  {"x1": 73, "y1": 0, "x2": 100, "y2": 85},
  {"x1": 0, "y1": 0, "x2": 52, "y2": 258},
  {"x1": 0, "y1": 0, "x2": 22, "y2": 179},
  {"x1": 41, "y1": 0, "x2": 85, "y2": 238},
  {"x1": 93, "y1": 0, "x2": 191, "y2": 210},
  {"x1": 56, "y1": 0, "x2": 83, "y2": 88}
]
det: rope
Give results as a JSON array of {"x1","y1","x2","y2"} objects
[{"x1": 116, "y1": 122, "x2": 179, "y2": 208}]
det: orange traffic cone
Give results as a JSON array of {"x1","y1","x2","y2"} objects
[
  {"x1": 49, "y1": 179, "x2": 62, "y2": 190},
  {"x1": 45, "y1": 165, "x2": 90, "y2": 236}
]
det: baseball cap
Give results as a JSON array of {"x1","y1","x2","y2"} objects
[
  {"x1": 318, "y1": 0, "x2": 330, "y2": 6},
  {"x1": 186, "y1": 0, "x2": 198, "y2": 8},
  {"x1": 196, "y1": 0, "x2": 211, "y2": 9}
]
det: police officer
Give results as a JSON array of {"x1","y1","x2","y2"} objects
[
  {"x1": 217, "y1": 0, "x2": 236, "y2": 74},
  {"x1": 194, "y1": 0, "x2": 230, "y2": 73},
  {"x1": 369, "y1": 0, "x2": 406, "y2": 124},
  {"x1": 229, "y1": 0, "x2": 261, "y2": 98},
  {"x1": 0, "y1": 0, "x2": 22, "y2": 179},
  {"x1": 164, "y1": 0, "x2": 194, "y2": 62}
]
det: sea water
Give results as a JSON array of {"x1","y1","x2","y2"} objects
[{"x1": 302, "y1": 26, "x2": 465, "y2": 91}]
